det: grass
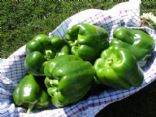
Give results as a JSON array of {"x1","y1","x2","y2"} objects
[{"x1": 1, "y1": 0, "x2": 156, "y2": 117}]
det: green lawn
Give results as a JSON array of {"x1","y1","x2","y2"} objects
[{"x1": 1, "y1": 0, "x2": 156, "y2": 117}]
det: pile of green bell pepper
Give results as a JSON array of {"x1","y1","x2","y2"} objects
[
  {"x1": 94, "y1": 27, "x2": 155, "y2": 89},
  {"x1": 94, "y1": 45, "x2": 144, "y2": 89},
  {"x1": 12, "y1": 23, "x2": 155, "y2": 112},
  {"x1": 13, "y1": 74, "x2": 50, "y2": 113},
  {"x1": 24, "y1": 34, "x2": 70, "y2": 75},
  {"x1": 65, "y1": 23, "x2": 109, "y2": 62},
  {"x1": 112, "y1": 27, "x2": 155, "y2": 65},
  {"x1": 44, "y1": 55, "x2": 95, "y2": 107}
]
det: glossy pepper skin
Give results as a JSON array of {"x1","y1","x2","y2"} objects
[
  {"x1": 12, "y1": 74, "x2": 50, "y2": 113},
  {"x1": 112, "y1": 27, "x2": 155, "y2": 62},
  {"x1": 44, "y1": 55, "x2": 95, "y2": 107},
  {"x1": 24, "y1": 34, "x2": 70, "y2": 75},
  {"x1": 65, "y1": 23, "x2": 109, "y2": 62},
  {"x1": 94, "y1": 45, "x2": 144, "y2": 89}
]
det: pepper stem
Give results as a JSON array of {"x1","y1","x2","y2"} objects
[
  {"x1": 27, "y1": 104, "x2": 35, "y2": 114},
  {"x1": 45, "y1": 50, "x2": 55, "y2": 60},
  {"x1": 50, "y1": 79, "x2": 59, "y2": 86},
  {"x1": 107, "y1": 59, "x2": 113, "y2": 65}
]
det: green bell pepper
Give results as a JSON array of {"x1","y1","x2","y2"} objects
[
  {"x1": 65, "y1": 23, "x2": 109, "y2": 62},
  {"x1": 24, "y1": 34, "x2": 70, "y2": 75},
  {"x1": 112, "y1": 27, "x2": 155, "y2": 62},
  {"x1": 44, "y1": 55, "x2": 95, "y2": 107},
  {"x1": 12, "y1": 74, "x2": 50, "y2": 113},
  {"x1": 94, "y1": 45, "x2": 144, "y2": 89}
]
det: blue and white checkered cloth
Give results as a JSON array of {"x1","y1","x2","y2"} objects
[{"x1": 1, "y1": 0, "x2": 156, "y2": 117}]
